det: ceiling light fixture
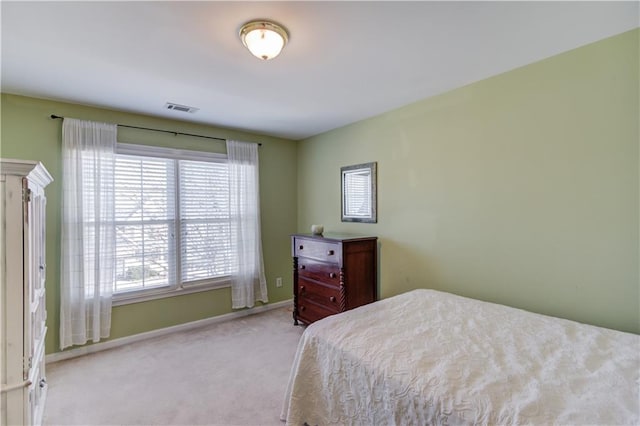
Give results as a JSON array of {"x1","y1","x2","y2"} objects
[{"x1": 239, "y1": 20, "x2": 289, "y2": 61}]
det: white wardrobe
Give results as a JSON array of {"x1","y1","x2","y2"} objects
[{"x1": 1, "y1": 159, "x2": 53, "y2": 426}]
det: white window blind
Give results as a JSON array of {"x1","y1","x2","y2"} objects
[
  {"x1": 114, "y1": 155, "x2": 176, "y2": 293},
  {"x1": 113, "y1": 144, "x2": 231, "y2": 299},
  {"x1": 179, "y1": 160, "x2": 231, "y2": 282},
  {"x1": 343, "y1": 170, "x2": 372, "y2": 217}
]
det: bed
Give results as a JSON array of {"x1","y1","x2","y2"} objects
[{"x1": 281, "y1": 289, "x2": 640, "y2": 425}]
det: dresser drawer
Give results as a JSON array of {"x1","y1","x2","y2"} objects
[
  {"x1": 297, "y1": 296, "x2": 339, "y2": 324},
  {"x1": 298, "y1": 258, "x2": 341, "y2": 286},
  {"x1": 294, "y1": 238, "x2": 341, "y2": 263},
  {"x1": 298, "y1": 277, "x2": 341, "y2": 310}
]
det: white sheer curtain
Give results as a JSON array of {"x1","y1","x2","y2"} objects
[
  {"x1": 60, "y1": 118, "x2": 117, "y2": 350},
  {"x1": 227, "y1": 140, "x2": 268, "y2": 308}
]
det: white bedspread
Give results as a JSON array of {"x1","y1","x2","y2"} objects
[{"x1": 281, "y1": 289, "x2": 640, "y2": 425}]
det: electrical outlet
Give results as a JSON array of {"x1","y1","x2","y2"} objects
[{"x1": 276, "y1": 277, "x2": 283, "y2": 288}]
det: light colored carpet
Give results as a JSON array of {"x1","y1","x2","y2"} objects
[{"x1": 44, "y1": 306, "x2": 304, "y2": 426}]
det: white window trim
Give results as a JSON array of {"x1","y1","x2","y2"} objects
[
  {"x1": 113, "y1": 143, "x2": 230, "y2": 306},
  {"x1": 117, "y1": 143, "x2": 226, "y2": 162},
  {"x1": 112, "y1": 276, "x2": 231, "y2": 306}
]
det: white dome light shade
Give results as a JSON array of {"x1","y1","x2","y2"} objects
[{"x1": 240, "y1": 21, "x2": 289, "y2": 61}]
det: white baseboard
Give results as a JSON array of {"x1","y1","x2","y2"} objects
[{"x1": 46, "y1": 299, "x2": 293, "y2": 364}]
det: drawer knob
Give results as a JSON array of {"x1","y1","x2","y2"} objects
[
  {"x1": 327, "y1": 250, "x2": 335, "y2": 255},
  {"x1": 300, "y1": 265, "x2": 306, "y2": 270},
  {"x1": 300, "y1": 285, "x2": 305, "y2": 293},
  {"x1": 300, "y1": 306, "x2": 306, "y2": 311},
  {"x1": 329, "y1": 272, "x2": 337, "y2": 278},
  {"x1": 299, "y1": 245, "x2": 304, "y2": 250},
  {"x1": 329, "y1": 296, "x2": 336, "y2": 302}
]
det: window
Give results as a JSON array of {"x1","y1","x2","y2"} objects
[
  {"x1": 113, "y1": 143, "x2": 231, "y2": 302},
  {"x1": 179, "y1": 160, "x2": 231, "y2": 282}
]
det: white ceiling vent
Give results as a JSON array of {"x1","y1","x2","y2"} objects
[{"x1": 164, "y1": 102, "x2": 199, "y2": 113}]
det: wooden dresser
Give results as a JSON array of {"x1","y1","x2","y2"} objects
[{"x1": 291, "y1": 234, "x2": 377, "y2": 325}]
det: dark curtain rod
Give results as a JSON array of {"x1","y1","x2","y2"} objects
[{"x1": 50, "y1": 114, "x2": 261, "y2": 146}]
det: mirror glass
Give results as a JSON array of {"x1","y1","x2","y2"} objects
[{"x1": 341, "y1": 162, "x2": 377, "y2": 223}]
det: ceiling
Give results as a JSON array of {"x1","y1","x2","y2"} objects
[{"x1": 2, "y1": 1, "x2": 638, "y2": 141}]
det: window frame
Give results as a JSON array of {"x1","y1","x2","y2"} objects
[{"x1": 113, "y1": 143, "x2": 231, "y2": 306}]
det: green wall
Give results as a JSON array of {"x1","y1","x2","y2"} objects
[
  {"x1": 0, "y1": 94, "x2": 298, "y2": 353},
  {"x1": 298, "y1": 29, "x2": 639, "y2": 333},
  {"x1": 2, "y1": 28, "x2": 637, "y2": 357}
]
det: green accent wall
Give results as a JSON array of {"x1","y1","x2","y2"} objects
[
  {"x1": 297, "y1": 29, "x2": 639, "y2": 333},
  {"x1": 0, "y1": 94, "x2": 298, "y2": 353}
]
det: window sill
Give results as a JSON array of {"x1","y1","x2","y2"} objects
[{"x1": 112, "y1": 278, "x2": 231, "y2": 307}]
